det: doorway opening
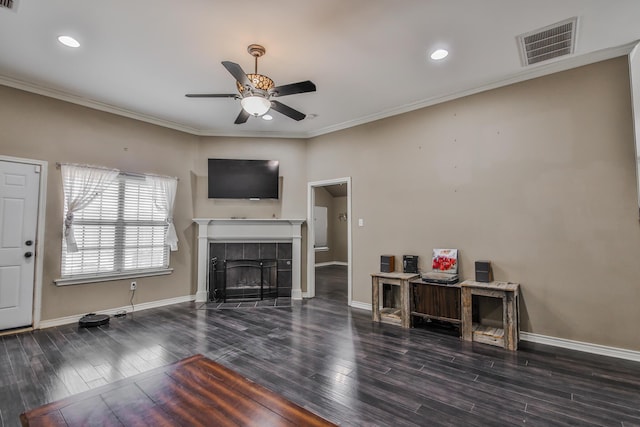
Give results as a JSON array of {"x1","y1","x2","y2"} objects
[{"x1": 306, "y1": 177, "x2": 352, "y2": 305}]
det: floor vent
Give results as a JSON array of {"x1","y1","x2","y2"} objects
[{"x1": 517, "y1": 17, "x2": 577, "y2": 66}]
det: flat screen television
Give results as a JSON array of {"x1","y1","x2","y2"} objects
[{"x1": 208, "y1": 158, "x2": 279, "y2": 199}]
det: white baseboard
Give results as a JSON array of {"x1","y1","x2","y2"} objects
[
  {"x1": 350, "y1": 301, "x2": 372, "y2": 311},
  {"x1": 48, "y1": 294, "x2": 635, "y2": 363},
  {"x1": 302, "y1": 298, "x2": 370, "y2": 311},
  {"x1": 296, "y1": 298, "x2": 371, "y2": 312},
  {"x1": 520, "y1": 332, "x2": 640, "y2": 362},
  {"x1": 315, "y1": 261, "x2": 348, "y2": 267},
  {"x1": 343, "y1": 302, "x2": 640, "y2": 362},
  {"x1": 38, "y1": 295, "x2": 196, "y2": 329}
]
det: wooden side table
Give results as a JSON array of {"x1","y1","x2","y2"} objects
[
  {"x1": 371, "y1": 272, "x2": 419, "y2": 328},
  {"x1": 409, "y1": 279, "x2": 461, "y2": 333},
  {"x1": 460, "y1": 280, "x2": 520, "y2": 351}
]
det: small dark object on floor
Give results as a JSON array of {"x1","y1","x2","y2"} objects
[{"x1": 78, "y1": 313, "x2": 110, "y2": 328}]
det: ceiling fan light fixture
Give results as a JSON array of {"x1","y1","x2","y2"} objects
[
  {"x1": 186, "y1": 43, "x2": 315, "y2": 124},
  {"x1": 241, "y1": 95, "x2": 271, "y2": 116},
  {"x1": 237, "y1": 73, "x2": 274, "y2": 92}
]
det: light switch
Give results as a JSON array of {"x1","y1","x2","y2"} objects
[{"x1": 358, "y1": 218, "x2": 364, "y2": 227}]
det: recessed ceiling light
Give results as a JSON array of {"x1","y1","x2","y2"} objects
[
  {"x1": 430, "y1": 49, "x2": 449, "y2": 60},
  {"x1": 262, "y1": 114, "x2": 273, "y2": 121},
  {"x1": 58, "y1": 35, "x2": 80, "y2": 48}
]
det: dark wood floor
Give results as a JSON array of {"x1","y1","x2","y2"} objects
[
  {"x1": 2, "y1": 265, "x2": 640, "y2": 426},
  {"x1": 19, "y1": 354, "x2": 338, "y2": 427}
]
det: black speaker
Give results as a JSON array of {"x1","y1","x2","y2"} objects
[
  {"x1": 475, "y1": 260, "x2": 493, "y2": 282},
  {"x1": 380, "y1": 255, "x2": 395, "y2": 273},
  {"x1": 403, "y1": 255, "x2": 419, "y2": 274}
]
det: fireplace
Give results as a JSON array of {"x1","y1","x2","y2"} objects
[
  {"x1": 222, "y1": 259, "x2": 278, "y2": 301},
  {"x1": 194, "y1": 219, "x2": 304, "y2": 303},
  {"x1": 209, "y1": 241, "x2": 291, "y2": 301}
]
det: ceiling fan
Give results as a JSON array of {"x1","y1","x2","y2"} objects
[{"x1": 186, "y1": 44, "x2": 316, "y2": 124}]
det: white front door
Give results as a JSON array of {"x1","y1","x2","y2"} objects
[{"x1": 0, "y1": 160, "x2": 40, "y2": 330}]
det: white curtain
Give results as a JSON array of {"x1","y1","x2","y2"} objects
[
  {"x1": 61, "y1": 164, "x2": 120, "y2": 252},
  {"x1": 148, "y1": 175, "x2": 179, "y2": 251}
]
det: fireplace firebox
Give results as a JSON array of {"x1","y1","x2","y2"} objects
[
  {"x1": 208, "y1": 242, "x2": 292, "y2": 302},
  {"x1": 214, "y1": 259, "x2": 277, "y2": 302}
]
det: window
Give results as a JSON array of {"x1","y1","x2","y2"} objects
[{"x1": 59, "y1": 168, "x2": 174, "y2": 284}]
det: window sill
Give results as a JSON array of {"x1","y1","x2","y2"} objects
[{"x1": 54, "y1": 268, "x2": 174, "y2": 286}]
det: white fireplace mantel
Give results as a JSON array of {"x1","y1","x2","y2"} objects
[{"x1": 193, "y1": 218, "x2": 305, "y2": 302}]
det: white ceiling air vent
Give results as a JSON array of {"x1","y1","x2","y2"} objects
[
  {"x1": 0, "y1": 0, "x2": 16, "y2": 11},
  {"x1": 517, "y1": 17, "x2": 577, "y2": 66}
]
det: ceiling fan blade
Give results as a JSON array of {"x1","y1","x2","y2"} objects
[
  {"x1": 185, "y1": 93, "x2": 238, "y2": 98},
  {"x1": 234, "y1": 109, "x2": 250, "y2": 124},
  {"x1": 270, "y1": 101, "x2": 306, "y2": 121},
  {"x1": 222, "y1": 61, "x2": 253, "y2": 88},
  {"x1": 270, "y1": 80, "x2": 316, "y2": 97}
]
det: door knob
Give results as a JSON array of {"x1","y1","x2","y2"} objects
[
  {"x1": 24, "y1": 252, "x2": 33, "y2": 258},
  {"x1": 25, "y1": 240, "x2": 33, "y2": 246}
]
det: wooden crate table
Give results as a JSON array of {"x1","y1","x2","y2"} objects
[
  {"x1": 460, "y1": 280, "x2": 520, "y2": 351},
  {"x1": 371, "y1": 272, "x2": 419, "y2": 328},
  {"x1": 409, "y1": 279, "x2": 462, "y2": 334}
]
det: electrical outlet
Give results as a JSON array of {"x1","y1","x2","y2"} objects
[{"x1": 130, "y1": 281, "x2": 137, "y2": 291}]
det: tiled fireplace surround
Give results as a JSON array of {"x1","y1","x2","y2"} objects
[
  {"x1": 194, "y1": 219, "x2": 305, "y2": 302},
  {"x1": 209, "y1": 242, "x2": 291, "y2": 301}
]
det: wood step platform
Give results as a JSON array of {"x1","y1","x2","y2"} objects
[{"x1": 20, "y1": 354, "x2": 337, "y2": 427}]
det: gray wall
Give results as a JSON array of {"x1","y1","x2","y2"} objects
[
  {"x1": 306, "y1": 57, "x2": 640, "y2": 351},
  {"x1": 313, "y1": 188, "x2": 348, "y2": 264},
  {"x1": 1, "y1": 56, "x2": 638, "y2": 351},
  {"x1": 330, "y1": 196, "x2": 348, "y2": 263},
  {"x1": 0, "y1": 86, "x2": 198, "y2": 320}
]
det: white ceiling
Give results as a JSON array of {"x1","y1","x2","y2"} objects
[
  {"x1": 1, "y1": 1, "x2": 639, "y2": 139},
  {"x1": 323, "y1": 184, "x2": 348, "y2": 198}
]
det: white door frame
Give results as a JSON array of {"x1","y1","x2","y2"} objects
[
  {"x1": 0, "y1": 155, "x2": 47, "y2": 329},
  {"x1": 306, "y1": 177, "x2": 352, "y2": 304}
]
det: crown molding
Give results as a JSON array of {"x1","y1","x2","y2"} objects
[
  {"x1": 194, "y1": 129, "x2": 310, "y2": 139},
  {"x1": 306, "y1": 41, "x2": 639, "y2": 139},
  {"x1": 1, "y1": 41, "x2": 637, "y2": 140},
  {"x1": 0, "y1": 74, "x2": 205, "y2": 135},
  {"x1": 0, "y1": 74, "x2": 312, "y2": 139}
]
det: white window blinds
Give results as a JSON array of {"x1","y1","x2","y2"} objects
[{"x1": 61, "y1": 166, "x2": 176, "y2": 279}]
